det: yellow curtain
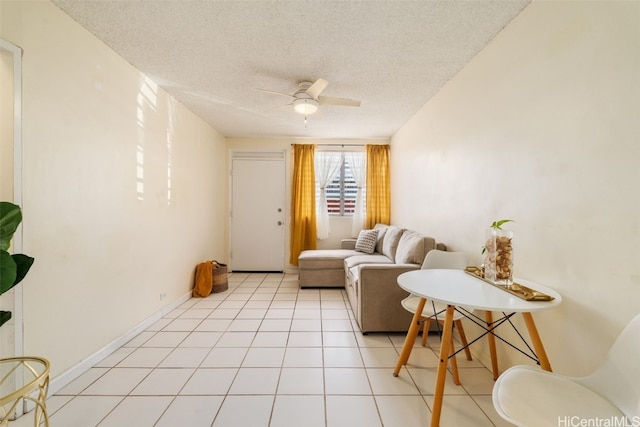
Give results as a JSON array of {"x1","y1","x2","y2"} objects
[
  {"x1": 290, "y1": 144, "x2": 317, "y2": 265},
  {"x1": 365, "y1": 144, "x2": 391, "y2": 228}
]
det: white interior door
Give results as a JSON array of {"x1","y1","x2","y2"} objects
[{"x1": 231, "y1": 153, "x2": 285, "y2": 271}]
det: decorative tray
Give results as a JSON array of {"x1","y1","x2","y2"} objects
[{"x1": 464, "y1": 267, "x2": 555, "y2": 301}]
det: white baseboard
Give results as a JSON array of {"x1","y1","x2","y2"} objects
[{"x1": 47, "y1": 291, "x2": 192, "y2": 396}]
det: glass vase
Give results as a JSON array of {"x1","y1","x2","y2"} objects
[{"x1": 484, "y1": 228, "x2": 514, "y2": 285}]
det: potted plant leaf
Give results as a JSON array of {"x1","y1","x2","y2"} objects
[{"x1": 0, "y1": 202, "x2": 35, "y2": 328}]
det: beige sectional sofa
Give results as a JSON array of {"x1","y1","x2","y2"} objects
[{"x1": 298, "y1": 224, "x2": 444, "y2": 333}]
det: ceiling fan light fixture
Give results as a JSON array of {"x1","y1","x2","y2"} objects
[{"x1": 293, "y1": 98, "x2": 319, "y2": 115}]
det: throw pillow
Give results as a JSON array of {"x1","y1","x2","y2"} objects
[
  {"x1": 373, "y1": 223, "x2": 388, "y2": 254},
  {"x1": 395, "y1": 230, "x2": 426, "y2": 264},
  {"x1": 381, "y1": 226, "x2": 405, "y2": 261},
  {"x1": 355, "y1": 229, "x2": 379, "y2": 254}
]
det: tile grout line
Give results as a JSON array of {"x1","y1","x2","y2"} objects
[{"x1": 43, "y1": 272, "x2": 499, "y2": 427}]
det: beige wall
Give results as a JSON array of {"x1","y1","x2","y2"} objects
[
  {"x1": 391, "y1": 0, "x2": 640, "y2": 376},
  {"x1": 1, "y1": 1, "x2": 228, "y2": 377}
]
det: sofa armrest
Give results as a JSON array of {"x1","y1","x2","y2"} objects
[
  {"x1": 357, "y1": 263, "x2": 421, "y2": 332},
  {"x1": 341, "y1": 238, "x2": 357, "y2": 250}
]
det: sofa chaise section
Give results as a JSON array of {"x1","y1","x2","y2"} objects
[{"x1": 298, "y1": 244, "x2": 358, "y2": 288}]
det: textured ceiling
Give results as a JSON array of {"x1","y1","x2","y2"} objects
[{"x1": 51, "y1": 0, "x2": 530, "y2": 139}]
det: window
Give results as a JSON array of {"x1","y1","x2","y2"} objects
[
  {"x1": 315, "y1": 152, "x2": 365, "y2": 217},
  {"x1": 315, "y1": 150, "x2": 366, "y2": 238},
  {"x1": 325, "y1": 155, "x2": 358, "y2": 215}
]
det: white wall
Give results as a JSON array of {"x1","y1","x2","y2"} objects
[
  {"x1": 1, "y1": 1, "x2": 228, "y2": 377},
  {"x1": 391, "y1": 0, "x2": 640, "y2": 376}
]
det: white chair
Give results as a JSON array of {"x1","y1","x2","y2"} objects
[
  {"x1": 492, "y1": 313, "x2": 640, "y2": 427},
  {"x1": 398, "y1": 250, "x2": 472, "y2": 384}
]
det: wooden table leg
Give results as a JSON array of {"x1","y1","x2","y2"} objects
[
  {"x1": 430, "y1": 304, "x2": 454, "y2": 427},
  {"x1": 485, "y1": 311, "x2": 499, "y2": 380},
  {"x1": 448, "y1": 331, "x2": 460, "y2": 386},
  {"x1": 454, "y1": 319, "x2": 473, "y2": 361},
  {"x1": 522, "y1": 312, "x2": 552, "y2": 372},
  {"x1": 393, "y1": 297, "x2": 426, "y2": 377}
]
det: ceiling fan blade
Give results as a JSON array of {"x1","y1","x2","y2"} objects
[
  {"x1": 271, "y1": 102, "x2": 294, "y2": 111},
  {"x1": 305, "y1": 78, "x2": 329, "y2": 100},
  {"x1": 318, "y1": 96, "x2": 361, "y2": 107},
  {"x1": 256, "y1": 88, "x2": 295, "y2": 99}
]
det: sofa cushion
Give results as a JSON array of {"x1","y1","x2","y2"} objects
[
  {"x1": 381, "y1": 226, "x2": 404, "y2": 261},
  {"x1": 355, "y1": 229, "x2": 379, "y2": 254},
  {"x1": 395, "y1": 230, "x2": 428, "y2": 265},
  {"x1": 373, "y1": 223, "x2": 388, "y2": 253},
  {"x1": 344, "y1": 253, "x2": 394, "y2": 270},
  {"x1": 298, "y1": 249, "x2": 359, "y2": 270}
]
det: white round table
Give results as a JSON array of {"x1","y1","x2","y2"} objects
[{"x1": 394, "y1": 269, "x2": 561, "y2": 427}]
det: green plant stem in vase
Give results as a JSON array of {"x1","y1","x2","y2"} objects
[{"x1": 484, "y1": 219, "x2": 514, "y2": 285}]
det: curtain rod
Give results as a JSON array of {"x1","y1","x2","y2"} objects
[{"x1": 290, "y1": 143, "x2": 366, "y2": 147}]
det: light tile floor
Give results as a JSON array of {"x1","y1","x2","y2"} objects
[{"x1": 20, "y1": 273, "x2": 514, "y2": 426}]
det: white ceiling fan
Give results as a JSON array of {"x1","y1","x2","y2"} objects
[{"x1": 258, "y1": 78, "x2": 361, "y2": 116}]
